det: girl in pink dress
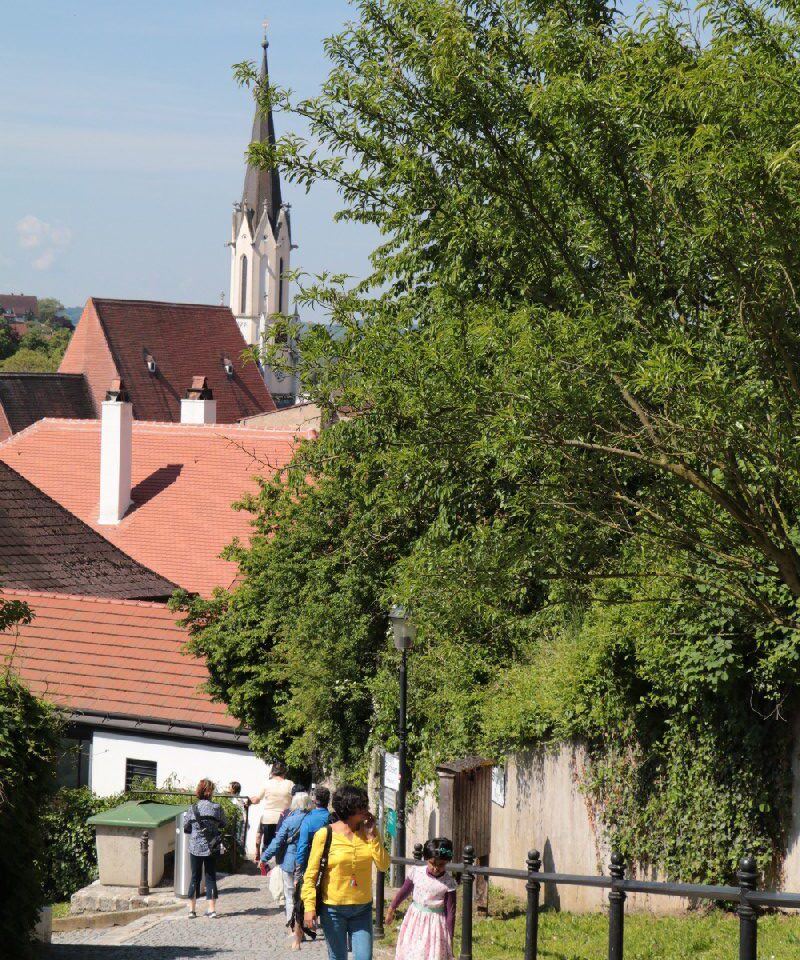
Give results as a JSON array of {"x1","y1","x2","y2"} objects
[{"x1": 386, "y1": 838, "x2": 457, "y2": 960}]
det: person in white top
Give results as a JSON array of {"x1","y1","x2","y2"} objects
[{"x1": 251, "y1": 760, "x2": 294, "y2": 855}]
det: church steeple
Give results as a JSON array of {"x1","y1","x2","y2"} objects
[
  {"x1": 241, "y1": 33, "x2": 283, "y2": 237},
  {"x1": 229, "y1": 25, "x2": 298, "y2": 408}
]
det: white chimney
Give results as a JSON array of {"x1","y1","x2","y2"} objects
[
  {"x1": 181, "y1": 376, "x2": 216, "y2": 425},
  {"x1": 98, "y1": 379, "x2": 133, "y2": 524}
]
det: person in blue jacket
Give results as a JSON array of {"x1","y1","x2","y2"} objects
[
  {"x1": 261, "y1": 791, "x2": 313, "y2": 925},
  {"x1": 296, "y1": 786, "x2": 331, "y2": 873}
]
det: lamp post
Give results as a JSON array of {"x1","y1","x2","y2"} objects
[{"x1": 388, "y1": 604, "x2": 415, "y2": 885}]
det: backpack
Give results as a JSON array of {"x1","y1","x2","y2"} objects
[{"x1": 191, "y1": 803, "x2": 226, "y2": 857}]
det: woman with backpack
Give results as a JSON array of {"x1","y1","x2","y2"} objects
[
  {"x1": 183, "y1": 778, "x2": 227, "y2": 919},
  {"x1": 261, "y1": 791, "x2": 314, "y2": 930}
]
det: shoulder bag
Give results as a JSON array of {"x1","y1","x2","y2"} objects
[
  {"x1": 191, "y1": 803, "x2": 227, "y2": 857},
  {"x1": 314, "y1": 825, "x2": 333, "y2": 913}
]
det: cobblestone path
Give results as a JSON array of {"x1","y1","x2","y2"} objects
[{"x1": 46, "y1": 872, "x2": 329, "y2": 960}]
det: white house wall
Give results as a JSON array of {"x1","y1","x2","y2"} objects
[{"x1": 90, "y1": 730, "x2": 269, "y2": 801}]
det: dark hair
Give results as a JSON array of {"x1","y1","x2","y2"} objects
[
  {"x1": 331, "y1": 785, "x2": 369, "y2": 822},
  {"x1": 229, "y1": 781, "x2": 241, "y2": 795},
  {"x1": 291, "y1": 783, "x2": 307, "y2": 796},
  {"x1": 196, "y1": 778, "x2": 215, "y2": 800},
  {"x1": 271, "y1": 760, "x2": 287, "y2": 777},
  {"x1": 314, "y1": 786, "x2": 331, "y2": 808},
  {"x1": 423, "y1": 837, "x2": 454, "y2": 861}
]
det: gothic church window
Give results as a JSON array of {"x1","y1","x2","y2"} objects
[
  {"x1": 278, "y1": 258, "x2": 284, "y2": 314},
  {"x1": 240, "y1": 255, "x2": 248, "y2": 314}
]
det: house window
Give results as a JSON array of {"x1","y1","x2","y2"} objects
[
  {"x1": 125, "y1": 758, "x2": 158, "y2": 791},
  {"x1": 56, "y1": 735, "x2": 91, "y2": 788},
  {"x1": 278, "y1": 257, "x2": 284, "y2": 314},
  {"x1": 240, "y1": 255, "x2": 248, "y2": 314}
]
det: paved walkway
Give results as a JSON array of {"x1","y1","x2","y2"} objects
[{"x1": 45, "y1": 873, "x2": 329, "y2": 960}]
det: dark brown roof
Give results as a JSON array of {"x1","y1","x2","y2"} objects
[
  {"x1": 0, "y1": 373, "x2": 94, "y2": 439},
  {"x1": 0, "y1": 294, "x2": 37, "y2": 317},
  {"x1": 59, "y1": 298, "x2": 276, "y2": 424},
  {"x1": 0, "y1": 460, "x2": 176, "y2": 599}
]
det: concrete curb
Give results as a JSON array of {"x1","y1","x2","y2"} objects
[{"x1": 53, "y1": 902, "x2": 183, "y2": 933}]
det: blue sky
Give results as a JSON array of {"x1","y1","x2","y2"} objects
[{"x1": 0, "y1": 1, "x2": 373, "y2": 309}]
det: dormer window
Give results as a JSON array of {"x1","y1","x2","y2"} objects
[
  {"x1": 222, "y1": 356, "x2": 234, "y2": 378},
  {"x1": 145, "y1": 352, "x2": 157, "y2": 375}
]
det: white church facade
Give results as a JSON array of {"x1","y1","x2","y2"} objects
[{"x1": 229, "y1": 34, "x2": 300, "y2": 408}]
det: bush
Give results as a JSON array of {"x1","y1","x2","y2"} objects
[
  {"x1": 39, "y1": 787, "x2": 123, "y2": 903},
  {"x1": 0, "y1": 672, "x2": 61, "y2": 957}
]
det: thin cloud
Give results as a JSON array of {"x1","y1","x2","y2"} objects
[{"x1": 16, "y1": 215, "x2": 72, "y2": 271}]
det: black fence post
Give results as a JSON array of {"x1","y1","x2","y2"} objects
[
  {"x1": 737, "y1": 855, "x2": 758, "y2": 960},
  {"x1": 414, "y1": 843, "x2": 424, "y2": 861},
  {"x1": 374, "y1": 867, "x2": 385, "y2": 940},
  {"x1": 459, "y1": 845, "x2": 475, "y2": 960},
  {"x1": 607, "y1": 852, "x2": 625, "y2": 960},
  {"x1": 138, "y1": 830, "x2": 150, "y2": 896},
  {"x1": 524, "y1": 849, "x2": 542, "y2": 960}
]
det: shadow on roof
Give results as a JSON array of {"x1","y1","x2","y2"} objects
[{"x1": 131, "y1": 463, "x2": 183, "y2": 507}]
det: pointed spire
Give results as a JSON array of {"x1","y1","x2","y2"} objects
[{"x1": 241, "y1": 26, "x2": 283, "y2": 237}]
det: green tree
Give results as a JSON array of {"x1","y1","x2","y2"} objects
[
  {"x1": 180, "y1": 0, "x2": 800, "y2": 880},
  {"x1": 37, "y1": 298, "x2": 64, "y2": 325}
]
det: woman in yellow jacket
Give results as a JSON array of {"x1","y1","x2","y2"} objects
[{"x1": 302, "y1": 785, "x2": 390, "y2": 960}]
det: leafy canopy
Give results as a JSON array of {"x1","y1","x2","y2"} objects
[{"x1": 181, "y1": 0, "x2": 800, "y2": 880}]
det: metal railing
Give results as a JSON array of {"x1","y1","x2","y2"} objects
[{"x1": 374, "y1": 844, "x2": 800, "y2": 960}]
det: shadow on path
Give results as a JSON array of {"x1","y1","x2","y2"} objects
[{"x1": 45, "y1": 949, "x2": 220, "y2": 959}]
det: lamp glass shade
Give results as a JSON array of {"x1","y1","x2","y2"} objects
[{"x1": 389, "y1": 604, "x2": 416, "y2": 651}]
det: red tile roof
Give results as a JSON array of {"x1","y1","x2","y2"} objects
[
  {"x1": 0, "y1": 294, "x2": 37, "y2": 317},
  {"x1": 0, "y1": 460, "x2": 175, "y2": 599},
  {"x1": 59, "y1": 298, "x2": 276, "y2": 423},
  {"x1": 0, "y1": 418, "x2": 308, "y2": 596},
  {"x1": 0, "y1": 590, "x2": 236, "y2": 729}
]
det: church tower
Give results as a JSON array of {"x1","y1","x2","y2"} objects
[{"x1": 230, "y1": 29, "x2": 299, "y2": 407}]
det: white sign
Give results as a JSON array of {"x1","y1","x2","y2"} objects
[
  {"x1": 383, "y1": 787, "x2": 397, "y2": 811},
  {"x1": 383, "y1": 752, "x2": 401, "y2": 791},
  {"x1": 491, "y1": 765, "x2": 506, "y2": 807}
]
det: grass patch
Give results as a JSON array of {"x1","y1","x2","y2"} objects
[
  {"x1": 51, "y1": 903, "x2": 70, "y2": 919},
  {"x1": 380, "y1": 885, "x2": 800, "y2": 959}
]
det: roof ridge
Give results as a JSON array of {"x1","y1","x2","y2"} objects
[
  {"x1": 26, "y1": 417, "x2": 309, "y2": 437},
  {"x1": 0, "y1": 372, "x2": 86, "y2": 380},
  {"x1": 90, "y1": 297, "x2": 231, "y2": 311},
  {"x1": 3, "y1": 589, "x2": 177, "y2": 610}
]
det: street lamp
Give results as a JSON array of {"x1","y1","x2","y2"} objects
[{"x1": 388, "y1": 604, "x2": 415, "y2": 883}]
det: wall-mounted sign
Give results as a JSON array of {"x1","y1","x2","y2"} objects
[
  {"x1": 383, "y1": 752, "x2": 401, "y2": 791},
  {"x1": 386, "y1": 808, "x2": 397, "y2": 838},
  {"x1": 491, "y1": 765, "x2": 506, "y2": 807},
  {"x1": 383, "y1": 787, "x2": 397, "y2": 811}
]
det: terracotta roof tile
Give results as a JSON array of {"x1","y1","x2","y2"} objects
[
  {"x1": 60, "y1": 298, "x2": 276, "y2": 423},
  {"x1": 0, "y1": 590, "x2": 235, "y2": 728},
  {"x1": 0, "y1": 418, "x2": 308, "y2": 596}
]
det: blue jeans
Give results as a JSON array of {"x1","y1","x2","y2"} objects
[{"x1": 320, "y1": 902, "x2": 373, "y2": 960}]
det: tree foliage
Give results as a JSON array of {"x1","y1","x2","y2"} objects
[{"x1": 181, "y1": 0, "x2": 800, "y2": 881}]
